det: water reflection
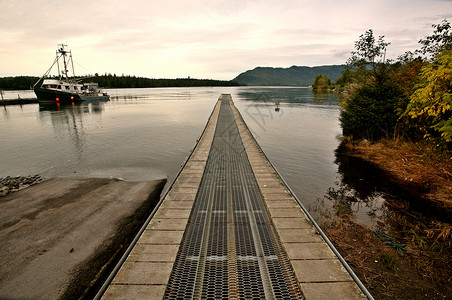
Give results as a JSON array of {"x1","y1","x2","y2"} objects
[
  {"x1": 237, "y1": 87, "x2": 339, "y2": 106},
  {"x1": 39, "y1": 101, "x2": 107, "y2": 113},
  {"x1": 110, "y1": 94, "x2": 150, "y2": 102},
  {"x1": 106, "y1": 88, "x2": 197, "y2": 102},
  {"x1": 37, "y1": 102, "x2": 107, "y2": 161},
  {"x1": 2, "y1": 105, "x2": 10, "y2": 118},
  {"x1": 313, "y1": 143, "x2": 446, "y2": 228},
  {"x1": 311, "y1": 149, "x2": 389, "y2": 228},
  {"x1": 312, "y1": 90, "x2": 338, "y2": 105},
  {"x1": 241, "y1": 101, "x2": 284, "y2": 137}
]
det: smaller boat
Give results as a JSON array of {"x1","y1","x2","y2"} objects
[{"x1": 33, "y1": 44, "x2": 109, "y2": 103}]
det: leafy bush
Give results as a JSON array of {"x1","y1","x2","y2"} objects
[
  {"x1": 405, "y1": 50, "x2": 452, "y2": 146},
  {"x1": 340, "y1": 83, "x2": 405, "y2": 140}
]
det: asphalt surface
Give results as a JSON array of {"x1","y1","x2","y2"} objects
[{"x1": 0, "y1": 177, "x2": 165, "y2": 300}]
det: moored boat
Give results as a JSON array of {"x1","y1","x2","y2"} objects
[{"x1": 33, "y1": 44, "x2": 109, "y2": 103}]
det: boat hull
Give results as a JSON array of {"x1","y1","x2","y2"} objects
[{"x1": 34, "y1": 87, "x2": 110, "y2": 103}]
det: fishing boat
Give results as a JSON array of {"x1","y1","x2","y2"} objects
[{"x1": 33, "y1": 44, "x2": 109, "y2": 103}]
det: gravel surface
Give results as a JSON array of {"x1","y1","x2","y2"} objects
[{"x1": 0, "y1": 175, "x2": 43, "y2": 196}]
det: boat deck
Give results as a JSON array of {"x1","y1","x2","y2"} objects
[{"x1": 98, "y1": 94, "x2": 371, "y2": 299}]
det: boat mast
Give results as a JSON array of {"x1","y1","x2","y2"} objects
[
  {"x1": 58, "y1": 44, "x2": 69, "y2": 81},
  {"x1": 57, "y1": 44, "x2": 76, "y2": 81},
  {"x1": 56, "y1": 48, "x2": 61, "y2": 80},
  {"x1": 32, "y1": 44, "x2": 76, "y2": 88},
  {"x1": 70, "y1": 50, "x2": 76, "y2": 78}
]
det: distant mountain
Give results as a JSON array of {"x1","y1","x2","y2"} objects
[{"x1": 233, "y1": 65, "x2": 345, "y2": 86}]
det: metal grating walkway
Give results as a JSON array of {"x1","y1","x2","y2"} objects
[
  {"x1": 98, "y1": 94, "x2": 369, "y2": 300},
  {"x1": 164, "y1": 95, "x2": 304, "y2": 299}
]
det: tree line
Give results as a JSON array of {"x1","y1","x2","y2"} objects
[
  {"x1": 87, "y1": 74, "x2": 241, "y2": 88},
  {"x1": 319, "y1": 19, "x2": 452, "y2": 150},
  {"x1": 0, "y1": 76, "x2": 39, "y2": 90},
  {"x1": 0, "y1": 74, "x2": 241, "y2": 90}
]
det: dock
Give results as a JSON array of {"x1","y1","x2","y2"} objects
[
  {"x1": 0, "y1": 98, "x2": 38, "y2": 105},
  {"x1": 97, "y1": 94, "x2": 372, "y2": 299}
]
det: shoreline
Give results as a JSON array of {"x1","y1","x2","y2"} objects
[
  {"x1": 0, "y1": 175, "x2": 43, "y2": 196},
  {"x1": 324, "y1": 139, "x2": 452, "y2": 299},
  {"x1": 341, "y1": 138, "x2": 452, "y2": 214}
]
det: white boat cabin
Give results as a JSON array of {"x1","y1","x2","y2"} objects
[{"x1": 41, "y1": 79, "x2": 100, "y2": 93}]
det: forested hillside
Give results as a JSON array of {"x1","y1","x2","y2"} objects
[{"x1": 233, "y1": 65, "x2": 344, "y2": 86}]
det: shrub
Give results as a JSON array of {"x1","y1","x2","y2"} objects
[
  {"x1": 340, "y1": 83, "x2": 406, "y2": 140},
  {"x1": 405, "y1": 50, "x2": 452, "y2": 147}
]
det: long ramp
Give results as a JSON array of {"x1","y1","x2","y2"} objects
[{"x1": 99, "y1": 95, "x2": 371, "y2": 299}]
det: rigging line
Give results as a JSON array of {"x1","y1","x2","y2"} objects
[
  {"x1": 73, "y1": 60, "x2": 92, "y2": 75},
  {"x1": 33, "y1": 56, "x2": 59, "y2": 87}
]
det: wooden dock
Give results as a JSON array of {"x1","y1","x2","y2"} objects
[{"x1": 97, "y1": 94, "x2": 372, "y2": 299}]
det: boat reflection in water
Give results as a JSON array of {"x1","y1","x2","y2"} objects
[
  {"x1": 38, "y1": 99, "x2": 108, "y2": 113},
  {"x1": 38, "y1": 100, "x2": 108, "y2": 163}
]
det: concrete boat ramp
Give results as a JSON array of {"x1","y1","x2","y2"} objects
[
  {"x1": 0, "y1": 177, "x2": 166, "y2": 300},
  {"x1": 97, "y1": 95, "x2": 372, "y2": 299}
]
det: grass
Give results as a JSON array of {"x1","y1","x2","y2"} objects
[{"x1": 378, "y1": 251, "x2": 397, "y2": 271}]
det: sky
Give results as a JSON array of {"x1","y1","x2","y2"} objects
[{"x1": 1, "y1": 0, "x2": 452, "y2": 80}]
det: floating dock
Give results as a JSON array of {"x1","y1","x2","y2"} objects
[
  {"x1": 0, "y1": 98, "x2": 38, "y2": 105},
  {"x1": 97, "y1": 94, "x2": 371, "y2": 299}
]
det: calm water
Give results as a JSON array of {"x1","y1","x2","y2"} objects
[{"x1": 0, "y1": 87, "x2": 387, "y2": 226}]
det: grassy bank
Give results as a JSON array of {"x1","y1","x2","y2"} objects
[
  {"x1": 342, "y1": 138, "x2": 452, "y2": 211},
  {"x1": 324, "y1": 139, "x2": 452, "y2": 299}
]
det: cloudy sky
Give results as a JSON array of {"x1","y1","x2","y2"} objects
[{"x1": 1, "y1": 0, "x2": 451, "y2": 80}]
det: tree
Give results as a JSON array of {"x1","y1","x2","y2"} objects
[
  {"x1": 418, "y1": 19, "x2": 452, "y2": 59},
  {"x1": 348, "y1": 29, "x2": 391, "y2": 72},
  {"x1": 333, "y1": 67, "x2": 353, "y2": 88},
  {"x1": 339, "y1": 30, "x2": 406, "y2": 140},
  {"x1": 312, "y1": 74, "x2": 331, "y2": 91},
  {"x1": 405, "y1": 50, "x2": 452, "y2": 146},
  {"x1": 389, "y1": 57, "x2": 427, "y2": 118}
]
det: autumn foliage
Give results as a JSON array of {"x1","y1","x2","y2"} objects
[
  {"x1": 406, "y1": 50, "x2": 452, "y2": 145},
  {"x1": 339, "y1": 20, "x2": 452, "y2": 150}
]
